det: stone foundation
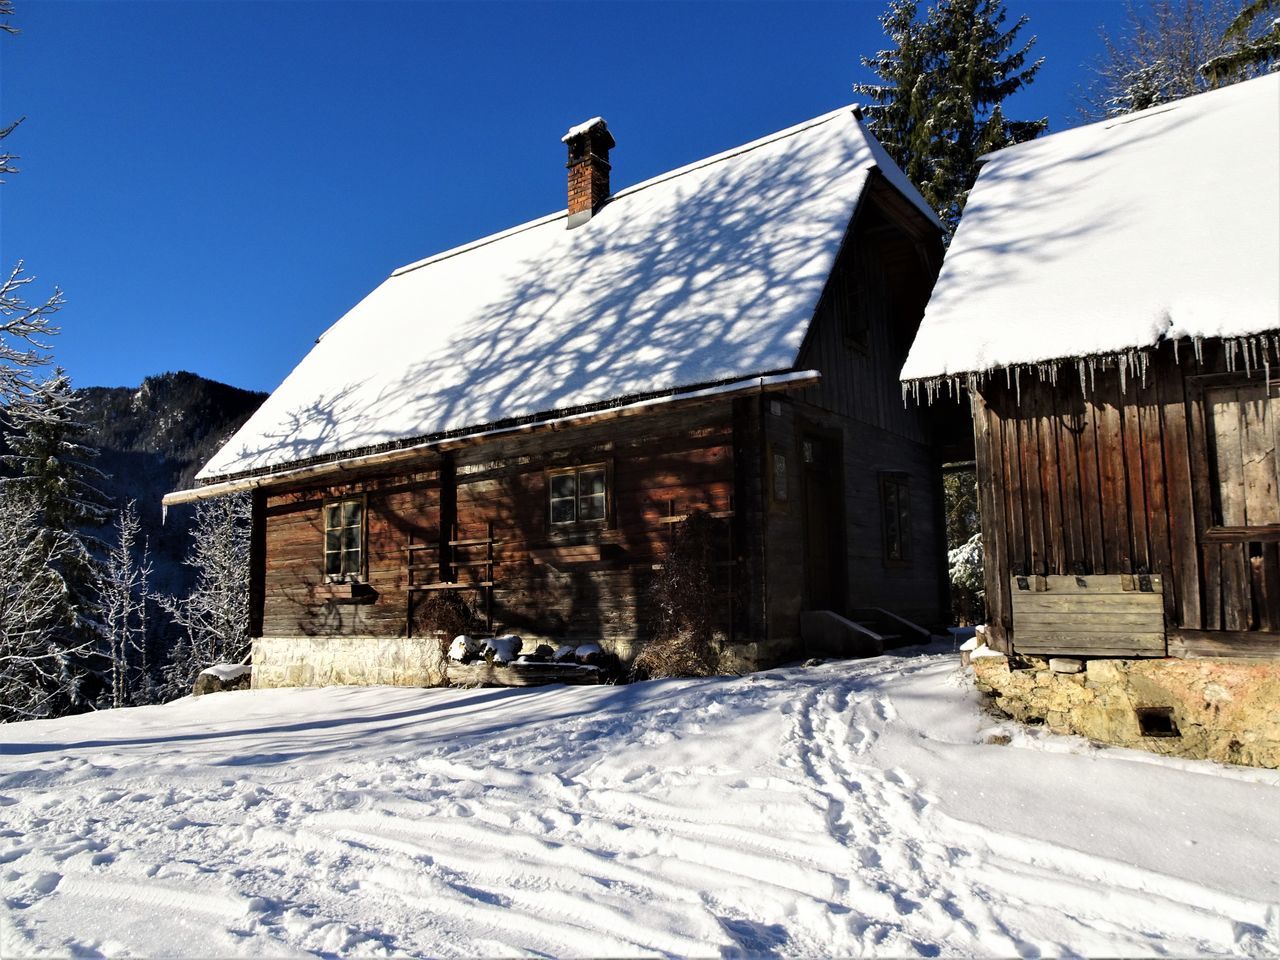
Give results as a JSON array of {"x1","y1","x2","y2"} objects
[
  {"x1": 252, "y1": 636, "x2": 448, "y2": 689},
  {"x1": 973, "y1": 654, "x2": 1280, "y2": 768}
]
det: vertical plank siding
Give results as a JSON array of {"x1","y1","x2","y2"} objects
[
  {"x1": 785, "y1": 175, "x2": 950, "y2": 636},
  {"x1": 976, "y1": 340, "x2": 1280, "y2": 658}
]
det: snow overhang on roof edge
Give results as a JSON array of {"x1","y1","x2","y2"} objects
[{"x1": 900, "y1": 332, "x2": 1280, "y2": 407}]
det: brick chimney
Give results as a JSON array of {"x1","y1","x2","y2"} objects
[{"x1": 562, "y1": 117, "x2": 615, "y2": 228}]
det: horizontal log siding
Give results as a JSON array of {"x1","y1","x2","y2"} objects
[
  {"x1": 262, "y1": 470, "x2": 442, "y2": 639},
  {"x1": 259, "y1": 403, "x2": 738, "y2": 651},
  {"x1": 453, "y1": 405, "x2": 736, "y2": 649},
  {"x1": 975, "y1": 340, "x2": 1279, "y2": 657}
]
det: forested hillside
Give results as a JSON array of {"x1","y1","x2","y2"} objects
[{"x1": 77, "y1": 371, "x2": 264, "y2": 591}]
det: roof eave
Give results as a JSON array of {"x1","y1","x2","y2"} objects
[{"x1": 168, "y1": 370, "x2": 822, "y2": 507}]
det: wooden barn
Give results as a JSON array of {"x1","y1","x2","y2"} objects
[
  {"x1": 902, "y1": 73, "x2": 1280, "y2": 664},
  {"x1": 167, "y1": 106, "x2": 950, "y2": 687}
]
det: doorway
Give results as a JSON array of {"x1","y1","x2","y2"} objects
[{"x1": 801, "y1": 432, "x2": 846, "y2": 611}]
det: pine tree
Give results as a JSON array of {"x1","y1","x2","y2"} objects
[
  {"x1": 102, "y1": 499, "x2": 154, "y2": 707},
  {"x1": 1079, "y1": 0, "x2": 1259, "y2": 119},
  {"x1": 1201, "y1": 0, "x2": 1280, "y2": 82},
  {"x1": 855, "y1": 0, "x2": 1044, "y2": 234},
  {"x1": 0, "y1": 4, "x2": 62, "y2": 410},
  {"x1": 159, "y1": 493, "x2": 251, "y2": 697},
  {"x1": 0, "y1": 486, "x2": 79, "y2": 721},
  {"x1": 0, "y1": 2, "x2": 105, "y2": 721},
  {"x1": 1, "y1": 370, "x2": 110, "y2": 708},
  {"x1": 943, "y1": 469, "x2": 985, "y2": 624},
  {"x1": 854, "y1": 0, "x2": 935, "y2": 201}
]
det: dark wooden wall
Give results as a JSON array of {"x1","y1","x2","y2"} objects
[
  {"x1": 262, "y1": 468, "x2": 442, "y2": 639},
  {"x1": 974, "y1": 339, "x2": 1280, "y2": 659},
  {"x1": 794, "y1": 176, "x2": 940, "y2": 443},
  {"x1": 767, "y1": 173, "x2": 949, "y2": 637},
  {"x1": 761, "y1": 402, "x2": 947, "y2": 636},
  {"x1": 258, "y1": 402, "x2": 739, "y2": 651}
]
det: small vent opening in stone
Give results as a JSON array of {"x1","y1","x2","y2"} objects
[{"x1": 1136, "y1": 706, "x2": 1180, "y2": 738}]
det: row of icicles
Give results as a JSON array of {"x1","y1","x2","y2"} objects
[{"x1": 902, "y1": 333, "x2": 1279, "y2": 406}]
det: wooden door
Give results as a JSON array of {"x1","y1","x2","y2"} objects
[
  {"x1": 1204, "y1": 378, "x2": 1280, "y2": 632},
  {"x1": 801, "y1": 434, "x2": 845, "y2": 611}
]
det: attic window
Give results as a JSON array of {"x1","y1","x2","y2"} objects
[
  {"x1": 549, "y1": 465, "x2": 608, "y2": 525},
  {"x1": 324, "y1": 498, "x2": 365, "y2": 581}
]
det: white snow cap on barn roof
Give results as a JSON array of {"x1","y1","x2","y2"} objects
[
  {"x1": 900, "y1": 71, "x2": 1280, "y2": 388},
  {"x1": 197, "y1": 105, "x2": 940, "y2": 481}
]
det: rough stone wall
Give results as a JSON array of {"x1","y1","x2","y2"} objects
[
  {"x1": 973, "y1": 654, "x2": 1280, "y2": 769},
  {"x1": 252, "y1": 636, "x2": 448, "y2": 689}
]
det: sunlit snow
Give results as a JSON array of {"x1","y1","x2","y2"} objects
[{"x1": 3, "y1": 647, "x2": 1278, "y2": 956}]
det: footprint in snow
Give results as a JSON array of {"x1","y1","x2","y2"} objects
[{"x1": 27, "y1": 871, "x2": 62, "y2": 896}]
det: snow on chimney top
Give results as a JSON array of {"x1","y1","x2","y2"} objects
[{"x1": 563, "y1": 117, "x2": 615, "y2": 228}]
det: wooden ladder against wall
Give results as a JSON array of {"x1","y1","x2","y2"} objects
[{"x1": 406, "y1": 521, "x2": 500, "y2": 637}]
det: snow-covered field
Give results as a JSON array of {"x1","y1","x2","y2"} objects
[{"x1": 2, "y1": 647, "x2": 1278, "y2": 958}]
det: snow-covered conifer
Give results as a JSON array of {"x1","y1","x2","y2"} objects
[
  {"x1": 1, "y1": 370, "x2": 110, "y2": 674},
  {"x1": 1080, "y1": 0, "x2": 1259, "y2": 119},
  {"x1": 0, "y1": 486, "x2": 85, "y2": 721},
  {"x1": 1201, "y1": 0, "x2": 1280, "y2": 82},
  {"x1": 0, "y1": 261, "x2": 62, "y2": 408},
  {"x1": 855, "y1": 0, "x2": 1045, "y2": 234},
  {"x1": 159, "y1": 493, "x2": 251, "y2": 696},
  {"x1": 102, "y1": 499, "x2": 155, "y2": 707}
]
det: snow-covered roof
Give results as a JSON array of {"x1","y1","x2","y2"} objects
[
  {"x1": 901, "y1": 72, "x2": 1280, "y2": 387},
  {"x1": 199, "y1": 106, "x2": 940, "y2": 481}
]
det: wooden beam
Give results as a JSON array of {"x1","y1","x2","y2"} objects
[
  {"x1": 163, "y1": 371, "x2": 822, "y2": 506},
  {"x1": 1168, "y1": 629, "x2": 1280, "y2": 659}
]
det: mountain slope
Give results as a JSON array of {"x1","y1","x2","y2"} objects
[{"x1": 77, "y1": 371, "x2": 266, "y2": 591}]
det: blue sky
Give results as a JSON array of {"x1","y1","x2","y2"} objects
[{"x1": 2, "y1": 1, "x2": 1127, "y2": 392}]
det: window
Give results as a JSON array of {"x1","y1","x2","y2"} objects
[
  {"x1": 771, "y1": 451, "x2": 789, "y2": 502},
  {"x1": 880, "y1": 473, "x2": 911, "y2": 563},
  {"x1": 324, "y1": 498, "x2": 364, "y2": 580},
  {"x1": 1205, "y1": 378, "x2": 1279, "y2": 528},
  {"x1": 549, "y1": 465, "x2": 608, "y2": 525}
]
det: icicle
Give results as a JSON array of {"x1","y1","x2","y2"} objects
[
  {"x1": 1194, "y1": 336, "x2": 1204, "y2": 366},
  {"x1": 1015, "y1": 366, "x2": 1022, "y2": 405}
]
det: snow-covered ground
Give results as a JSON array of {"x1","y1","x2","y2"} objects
[{"x1": 2, "y1": 646, "x2": 1278, "y2": 958}]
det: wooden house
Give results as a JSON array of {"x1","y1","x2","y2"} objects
[
  {"x1": 902, "y1": 73, "x2": 1280, "y2": 663},
  {"x1": 167, "y1": 106, "x2": 949, "y2": 687}
]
